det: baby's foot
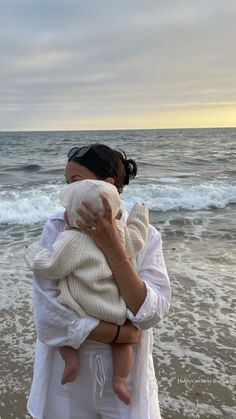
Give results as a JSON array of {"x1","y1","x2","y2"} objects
[
  {"x1": 113, "y1": 376, "x2": 131, "y2": 405},
  {"x1": 61, "y1": 357, "x2": 79, "y2": 385}
]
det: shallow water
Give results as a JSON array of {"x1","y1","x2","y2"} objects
[
  {"x1": 152, "y1": 207, "x2": 236, "y2": 418},
  {"x1": 0, "y1": 128, "x2": 235, "y2": 418}
]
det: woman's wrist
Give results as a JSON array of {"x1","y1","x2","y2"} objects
[
  {"x1": 104, "y1": 240, "x2": 129, "y2": 266},
  {"x1": 112, "y1": 325, "x2": 121, "y2": 343},
  {"x1": 116, "y1": 321, "x2": 141, "y2": 344}
]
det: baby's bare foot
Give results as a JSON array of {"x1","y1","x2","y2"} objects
[
  {"x1": 61, "y1": 357, "x2": 79, "y2": 385},
  {"x1": 113, "y1": 376, "x2": 131, "y2": 405}
]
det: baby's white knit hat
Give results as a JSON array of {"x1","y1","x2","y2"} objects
[{"x1": 59, "y1": 179, "x2": 121, "y2": 227}]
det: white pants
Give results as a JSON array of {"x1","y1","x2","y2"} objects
[{"x1": 43, "y1": 341, "x2": 133, "y2": 419}]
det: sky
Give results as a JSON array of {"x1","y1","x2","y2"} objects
[{"x1": 0, "y1": 0, "x2": 236, "y2": 131}]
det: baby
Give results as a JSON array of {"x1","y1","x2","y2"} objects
[{"x1": 25, "y1": 179, "x2": 149, "y2": 405}]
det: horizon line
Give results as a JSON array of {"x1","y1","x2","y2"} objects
[{"x1": 0, "y1": 125, "x2": 236, "y2": 133}]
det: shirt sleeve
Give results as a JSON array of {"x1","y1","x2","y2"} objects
[
  {"x1": 127, "y1": 225, "x2": 171, "y2": 330},
  {"x1": 32, "y1": 217, "x2": 99, "y2": 349}
]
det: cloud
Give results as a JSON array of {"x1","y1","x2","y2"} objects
[{"x1": 0, "y1": 0, "x2": 236, "y2": 129}]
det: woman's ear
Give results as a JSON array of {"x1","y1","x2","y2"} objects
[{"x1": 104, "y1": 177, "x2": 115, "y2": 185}]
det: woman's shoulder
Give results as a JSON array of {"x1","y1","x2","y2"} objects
[
  {"x1": 44, "y1": 212, "x2": 64, "y2": 233},
  {"x1": 147, "y1": 223, "x2": 161, "y2": 241},
  {"x1": 143, "y1": 224, "x2": 162, "y2": 256},
  {"x1": 47, "y1": 211, "x2": 65, "y2": 222},
  {"x1": 131, "y1": 223, "x2": 163, "y2": 270},
  {"x1": 40, "y1": 212, "x2": 65, "y2": 246}
]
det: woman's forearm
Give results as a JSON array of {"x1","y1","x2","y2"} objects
[
  {"x1": 104, "y1": 240, "x2": 147, "y2": 315},
  {"x1": 88, "y1": 320, "x2": 141, "y2": 344},
  {"x1": 88, "y1": 321, "x2": 117, "y2": 343}
]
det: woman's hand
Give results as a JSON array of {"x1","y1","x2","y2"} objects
[
  {"x1": 76, "y1": 195, "x2": 123, "y2": 256},
  {"x1": 77, "y1": 195, "x2": 147, "y2": 314},
  {"x1": 117, "y1": 320, "x2": 141, "y2": 345}
]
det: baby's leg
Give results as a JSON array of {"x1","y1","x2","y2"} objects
[
  {"x1": 111, "y1": 343, "x2": 132, "y2": 405},
  {"x1": 59, "y1": 345, "x2": 79, "y2": 385}
]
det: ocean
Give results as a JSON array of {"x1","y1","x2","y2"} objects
[{"x1": 0, "y1": 128, "x2": 235, "y2": 419}]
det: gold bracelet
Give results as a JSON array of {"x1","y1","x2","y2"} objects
[{"x1": 112, "y1": 257, "x2": 129, "y2": 267}]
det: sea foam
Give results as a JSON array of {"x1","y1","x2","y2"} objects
[
  {"x1": 123, "y1": 182, "x2": 236, "y2": 212},
  {"x1": 0, "y1": 182, "x2": 235, "y2": 224}
]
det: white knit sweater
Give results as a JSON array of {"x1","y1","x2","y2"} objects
[{"x1": 25, "y1": 204, "x2": 149, "y2": 325}]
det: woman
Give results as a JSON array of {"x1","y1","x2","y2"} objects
[{"x1": 27, "y1": 143, "x2": 171, "y2": 419}]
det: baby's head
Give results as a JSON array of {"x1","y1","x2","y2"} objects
[{"x1": 59, "y1": 179, "x2": 121, "y2": 228}]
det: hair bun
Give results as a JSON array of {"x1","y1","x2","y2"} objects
[{"x1": 123, "y1": 158, "x2": 137, "y2": 185}]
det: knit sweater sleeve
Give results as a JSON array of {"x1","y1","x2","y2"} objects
[
  {"x1": 25, "y1": 230, "x2": 78, "y2": 280},
  {"x1": 117, "y1": 204, "x2": 149, "y2": 258}
]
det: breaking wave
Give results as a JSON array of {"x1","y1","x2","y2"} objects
[{"x1": 0, "y1": 182, "x2": 235, "y2": 225}]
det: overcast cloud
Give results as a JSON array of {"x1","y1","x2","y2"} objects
[{"x1": 0, "y1": 0, "x2": 236, "y2": 130}]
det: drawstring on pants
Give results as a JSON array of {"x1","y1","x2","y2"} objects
[{"x1": 94, "y1": 354, "x2": 106, "y2": 398}]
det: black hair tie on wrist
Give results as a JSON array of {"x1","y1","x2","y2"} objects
[{"x1": 112, "y1": 325, "x2": 121, "y2": 343}]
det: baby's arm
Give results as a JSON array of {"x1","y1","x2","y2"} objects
[
  {"x1": 25, "y1": 230, "x2": 78, "y2": 280},
  {"x1": 116, "y1": 204, "x2": 149, "y2": 259},
  {"x1": 32, "y1": 217, "x2": 99, "y2": 349}
]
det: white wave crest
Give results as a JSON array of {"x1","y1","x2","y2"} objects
[
  {"x1": 0, "y1": 182, "x2": 235, "y2": 224},
  {"x1": 122, "y1": 183, "x2": 236, "y2": 212},
  {"x1": 0, "y1": 185, "x2": 63, "y2": 225}
]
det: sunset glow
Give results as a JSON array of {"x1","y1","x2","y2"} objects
[{"x1": 0, "y1": 1, "x2": 235, "y2": 131}]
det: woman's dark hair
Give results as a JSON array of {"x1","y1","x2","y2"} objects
[{"x1": 67, "y1": 143, "x2": 137, "y2": 193}]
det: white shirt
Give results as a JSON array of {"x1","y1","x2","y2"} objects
[{"x1": 27, "y1": 210, "x2": 171, "y2": 419}]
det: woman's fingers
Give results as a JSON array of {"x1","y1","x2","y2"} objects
[
  {"x1": 75, "y1": 198, "x2": 116, "y2": 244},
  {"x1": 83, "y1": 197, "x2": 113, "y2": 220},
  {"x1": 75, "y1": 207, "x2": 96, "y2": 235},
  {"x1": 77, "y1": 197, "x2": 113, "y2": 225},
  {"x1": 80, "y1": 200, "x2": 100, "y2": 218},
  {"x1": 76, "y1": 207, "x2": 95, "y2": 225},
  {"x1": 77, "y1": 221, "x2": 96, "y2": 234},
  {"x1": 101, "y1": 195, "x2": 113, "y2": 219}
]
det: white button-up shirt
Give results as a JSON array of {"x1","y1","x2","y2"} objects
[{"x1": 27, "y1": 210, "x2": 171, "y2": 419}]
